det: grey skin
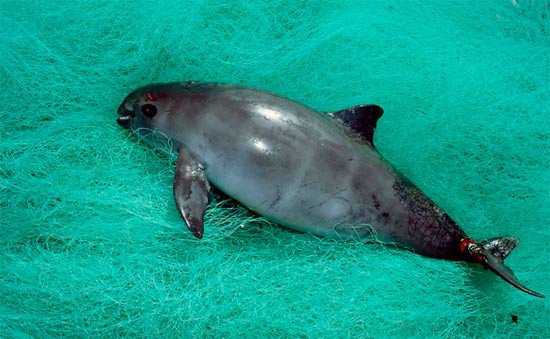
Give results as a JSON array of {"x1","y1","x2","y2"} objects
[{"x1": 117, "y1": 81, "x2": 544, "y2": 298}]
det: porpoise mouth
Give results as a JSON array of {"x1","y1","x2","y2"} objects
[{"x1": 117, "y1": 104, "x2": 135, "y2": 129}]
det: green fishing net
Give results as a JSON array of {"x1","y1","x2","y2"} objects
[{"x1": 1, "y1": 0, "x2": 548, "y2": 337}]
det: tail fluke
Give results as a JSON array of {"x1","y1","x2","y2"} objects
[{"x1": 461, "y1": 237, "x2": 545, "y2": 298}]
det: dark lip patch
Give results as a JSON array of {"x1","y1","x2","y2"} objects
[
  {"x1": 116, "y1": 115, "x2": 132, "y2": 128},
  {"x1": 117, "y1": 103, "x2": 135, "y2": 129}
]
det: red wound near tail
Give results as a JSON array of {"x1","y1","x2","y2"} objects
[{"x1": 459, "y1": 238, "x2": 485, "y2": 263}]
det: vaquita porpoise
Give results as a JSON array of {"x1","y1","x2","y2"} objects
[{"x1": 117, "y1": 81, "x2": 544, "y2": 298}]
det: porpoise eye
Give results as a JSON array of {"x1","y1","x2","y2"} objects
[{"x1": 141, "y1": 104, "x2": 157, "y2": 118}]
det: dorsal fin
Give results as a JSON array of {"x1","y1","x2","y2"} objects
[{"x1": 328, "y1": 104, "x2": 384, "y2": 147}]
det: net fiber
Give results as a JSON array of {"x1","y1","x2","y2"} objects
[{"x1": 1, "y1": 0, "x2": 549, "y2": 337}]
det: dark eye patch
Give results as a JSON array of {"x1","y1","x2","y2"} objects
[{"x1": 141, "y1": 104, "x2": 157, "y2": 118}]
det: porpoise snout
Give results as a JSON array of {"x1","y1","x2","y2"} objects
[{"x1": 117, "y1": 103, "x2": 134, "y2": 129}]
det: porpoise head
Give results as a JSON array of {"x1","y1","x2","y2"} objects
[
  {"x1": 117, "y1": 82, "x2": 196, "y2": 152},
  {"x1": 117, "y1": 83, "x2": 179, "y2": 130}
]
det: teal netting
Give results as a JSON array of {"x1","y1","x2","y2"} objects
[{"x1": 1, "y1": 0, "x2": 549, "y2": 337}]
